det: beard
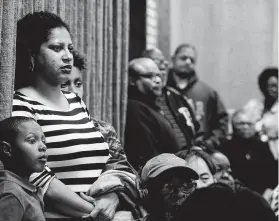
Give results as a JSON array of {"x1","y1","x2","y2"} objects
[{"x1": 173, "y1": 69, "x2": 195, "y2": 79}]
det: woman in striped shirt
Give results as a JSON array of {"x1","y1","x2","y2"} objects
[{"x1": 12, "y1": 11, "x2": 133, "y2": 220}]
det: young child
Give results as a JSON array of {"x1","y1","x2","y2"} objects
[{"x1": 0, "y1": 116, "x2": 47, "y2": 221}]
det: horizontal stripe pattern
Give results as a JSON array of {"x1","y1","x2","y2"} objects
[{"x1": 12, "y1": 91, "x2": 109, "y2": 194}]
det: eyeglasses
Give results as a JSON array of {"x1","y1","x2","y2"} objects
[
  {"x1": 160, "y1": 182, "x2": 197, "y2": 195},
  {"x1": 154, "y1": 59, "x2": 169, "y2": 70},
  {"x1": 137, "y1": 72, "x2": 163, "y2": 80}
]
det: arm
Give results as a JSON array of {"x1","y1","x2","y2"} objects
[
  {"x1": 92, "y1": 119, "x2": 137, "y2": 174},
  {"x1": 30, "y1": 166, "x2": 94, "y2": 217},
  {"x1": 0, "y1": 194, "x2": 24, "y2": 221},
  {"x1": 44, "y1": 178, "x2": 94, "y2": 217},
  {"x1": 203, "y1": 91, "x2": 228, "y2": 149},
  {"x1": 124, "y1": 103, "x2": 158, "y2": 171}
]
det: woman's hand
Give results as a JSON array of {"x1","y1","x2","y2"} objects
[{"x1": 80, "y1": 192, "x2": 119, "y2": 221}]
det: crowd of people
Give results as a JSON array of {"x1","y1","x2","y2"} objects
[{"x1": 0, "y1": 11, "x2": 277, "y2": 221}]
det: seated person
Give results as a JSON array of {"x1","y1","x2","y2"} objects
[
  {"x1": 209, "y1": 150, "x2": 235, "y2": 187},
  {"x1": 176, "y1": 183, "x2": 276, "y2": 221},
  {"x1": 0, "y1": 116, "x2": 47, "y2": 221},
  {"x1": 176, "y1": 149, "x2": 216, "y2": 189},
  {"x1": 139, "y1": 153, "x2": 198, "y2": 221},
  {"x1": 222, "y1": 108, "x2": 277, "y2": 194},
  {"x1": 176, "y1": 183, "x2": 237, "y2": 221}
]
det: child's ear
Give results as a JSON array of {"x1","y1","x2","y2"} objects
[{"x1": 0, "y1": 141, "x2": 12, "y2": 157}]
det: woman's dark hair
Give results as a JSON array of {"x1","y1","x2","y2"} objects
[
  {"x1": 176, "y1": 149, "x2": 217, "y2": 175},
  {"x1": 15, "y1": 11, "x2": 70, "y2": 89},
  {"x1": 258, "y1": 67, "x2": 278, "y2": 96}
]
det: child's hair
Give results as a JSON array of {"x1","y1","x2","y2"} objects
[
  {"x1": 73, "y1": 50, "x2": 86, "y2": 71},
  {"x1": 0, "y1": 116, "x2": 36, "y2": 161}
]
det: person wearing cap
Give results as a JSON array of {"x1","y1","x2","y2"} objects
[
  {"x1": 139, "y1": 153, "x2": 199, "y2": 221},
  {"x1": 124, "y1": 58, "x2": 180, "y2": 171}
]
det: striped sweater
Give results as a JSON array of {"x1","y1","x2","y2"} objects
[{"x1": 12, "y1": 91, "x2": 110, "y2": 194}]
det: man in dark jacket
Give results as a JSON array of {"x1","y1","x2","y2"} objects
[
  {"x1": 142, "y1": 48, "x2": 203, "y2": 150},
  {"x1": 124, "y1": 58, "x2": 180, "y2": 171},
  {"x1": 167, "y1": 43, "x2": 228, "y2": 149}
]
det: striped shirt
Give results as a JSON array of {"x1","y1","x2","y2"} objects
[{"x1": 12, "y1": 91, "x2": 110, "y2": 194}]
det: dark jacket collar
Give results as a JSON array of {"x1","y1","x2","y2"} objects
[
  {"x1": 128, "y1": 86, "x2": 160, "y2": 111},
  {"x1": 0, "y1": 170, "x2": 37, "y2": 193},
  {"x1": 167, "y1": 69, "x2": 198, "y2": 92}
]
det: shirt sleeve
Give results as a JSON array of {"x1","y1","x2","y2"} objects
[
  {"x1": 12, "y1": 94, "x2": 36, "y2": 118},
  {"x1": 29, "y1": 165, "x2": 56, "y2": 196},
  {"x1": 0, "y1": 193, "x2": 24, "y2": 221},
  {"x1": 204, "y1": 90, "x2": 228, "y2": 149}
]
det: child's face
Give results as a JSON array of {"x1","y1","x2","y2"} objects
[
  {"x1": 61, "y1": 66, "x2": 83, "y2": 98},
  {"x1": 13, "y1": 121, "x2": 47, "y2": 174}
]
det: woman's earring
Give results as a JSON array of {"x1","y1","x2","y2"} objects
[{"x1": 29, "y1": 56, "x2": 34, "y2": 72}]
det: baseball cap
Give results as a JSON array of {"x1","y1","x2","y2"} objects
[{"x1": 141, "y1": 153, "x2": 199, "y2": 183}]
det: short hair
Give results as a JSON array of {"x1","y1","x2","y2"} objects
[
  {"x1": 0, "y1": 117, "x2": 36, "y2": 162},
  {"x1": 73, "y1": 50, "x2": 86, "y2": 71},
  {"x1": 15, "y1": 11, "x2": 70, "y2": 89},
  {"x1": 176, "y1": 149, "x2": 217, "y2": 175},
  {"x1": 142, "y1": 48, "x2": 157, "y2": 58},
  {"x1": 231, "y1": 108, "x2": 256, "y2": 125},
  {"x1": 258, "y1": 67, "x2": 278, "y2": 96},
  {"x1": 173, "y1": 43, "x2": 197, "y2": 57},
  {"x1": 128, "y1": 59, "x2": 142, "y2": 79}
]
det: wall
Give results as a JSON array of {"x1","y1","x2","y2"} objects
[{"x1": 170, "y1": 0, "x2": 278, "y2": 109}]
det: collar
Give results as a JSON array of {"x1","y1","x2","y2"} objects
[
  {"x1": 128, "y1": 86, "x2": 160, "y2": 111},
  {"x1": 167, "y1": 69, "x2": 198, "y2": 91},
  {"x1": 0, "y1": 170, "x2": 38, "y2": 193}
]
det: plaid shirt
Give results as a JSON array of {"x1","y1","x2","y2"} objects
[{"x1": 92, "y1": 118, "x2": 136, "y2": 174}]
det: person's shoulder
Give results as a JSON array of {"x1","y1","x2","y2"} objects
[
  {"x1": 0, "y1": 180, "x2": 26, "y2": 205},
  {"x1": 235, "y1": 187, "x2": 276, "y2": 219},
  {"x1": 196, "y1": 80, "x2": 217, "y2": 93},
  {"x1": 128, "y1": 99, "x2": 151, "y2": 111}
]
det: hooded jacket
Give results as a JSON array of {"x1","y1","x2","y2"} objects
[
  {"x1": 167, "y1": 70, "x2": 228, "y2": 149},
  {"x1": 157, "y1": 86, "x2": 204, "y2": 149}
]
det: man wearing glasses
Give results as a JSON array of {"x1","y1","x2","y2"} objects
[
  {"x1": 142, "y1": 48, "x2": 203, "y2": 152},
  {"x1": 124, "y1": 58, "x2": 180, "y2": 171}
]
